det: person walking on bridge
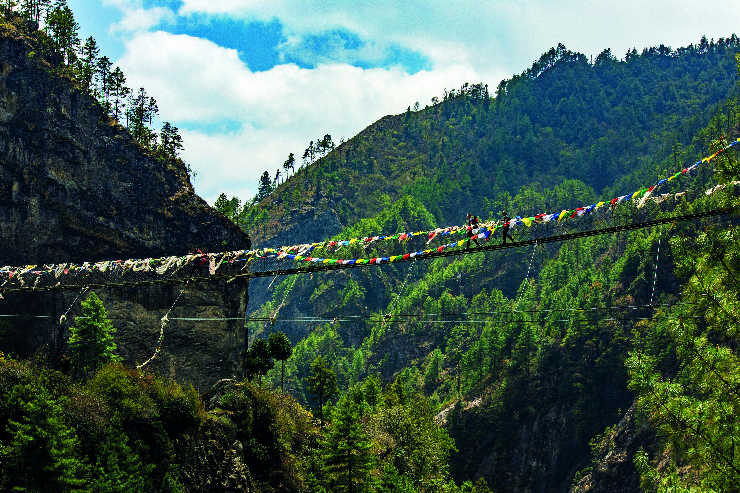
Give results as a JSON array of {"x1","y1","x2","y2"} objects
[
  {"x1": 466, "y1": 213, "x2": 481, "y2": 249},
  {"x1": 501, "y1": 211, "x2": 514, "y2": 245}
]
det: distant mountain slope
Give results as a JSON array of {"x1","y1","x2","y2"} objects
[
  {"x1": 241, "y1": 37, "x2": 739, "y2": 493},
  {"x1": 248, "y1": 37, "x2": 739, "y2": 247}
]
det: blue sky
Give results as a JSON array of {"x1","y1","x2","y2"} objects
[{"x1": 66, "y1": 0, "x2": 740, "y2": 203}]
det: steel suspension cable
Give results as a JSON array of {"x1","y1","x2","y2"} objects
[{"x1": 2, "y1": 207, "x2": 735, "y2": 293}]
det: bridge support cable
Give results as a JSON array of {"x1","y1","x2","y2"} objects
[
  {"x1": 246, "y1": 207, "x2": 735, "y2": 276},
  {"x1": 241, "y1": 277, "x2": 250, "y2": 378}
]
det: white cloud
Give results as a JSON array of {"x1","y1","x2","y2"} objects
[
  {"x1": 103, "y1": 0, "x2": 175, "y2": 33},
  {"x1": 112, "y1": 6, "x2": 175, "y2": 32},
  {"x1": 177, "y1": 0, "x2": 740, "y2": 73},
  {"x1": 110, "y1": 1, "x2": 740, "y2": 202},
  {"x1": 118, "y1": 31, "x2": 492, "y2": 202}
]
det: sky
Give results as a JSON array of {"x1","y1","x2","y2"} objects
[{"x1": 67, "y1": 0, "x2": 740, "y2": 204}]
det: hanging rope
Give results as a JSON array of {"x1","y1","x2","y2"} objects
[
  {"x1": 649, "y1": 234, "x2": 662, "y2": 306},
  {"x1": 58, "y1": 286, "x2": 90, "y2": 326},
  {"x1": 111, "y1": 300, "x2": 703, "y2": 326},
  {"x1": 265, "y1": 274, "x2": 297, "y2": 330},
  {"x1": 137, "y1": 282, "x2": 188, "y2": 370},
  {"x1": 383, "y1": 262, "x2": 415, "y2": 329},
  {"x1": 516, "y1": 241, "x2": 538, "y2": 308}
]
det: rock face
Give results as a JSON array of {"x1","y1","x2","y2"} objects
[
  {"x1": 0, "y1": 22, "x2": 251, "y2": 387},
  {"x1": 570, "y1": 403, "x2": 655, "y2": 493},
  {"x1": 255, "y1": 206, "x2": 343, "y2": 249}
]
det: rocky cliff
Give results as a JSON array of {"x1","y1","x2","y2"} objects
[
  {"x1": 570, "y1": 403, "x2": 656, "y2": 493},
  {"x1": 0, "y1": 20, "x2": 250, "y2": 387}
]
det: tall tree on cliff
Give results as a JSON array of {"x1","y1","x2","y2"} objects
[
  {"x1": 109, "y1": 66, "x2": 129, "y2": 121},
  {"x1": 146, "y1": 97, "x2": 158, "y2": 127},
  {"x1": 96, "y1": 55, "x2": 112, "y2": 112},
  {"x1": 282, "y1": 152, "x2": 295, "y2": 178},
  {"x1": 19, "y1": 0, "x2": 51, "y2": 23},
  {"x1": 79, "y1": 36, "x2": 98, "y2": 93},
  {"x1": 44, "y1": 0, "x2": 79, "y2": 66},
  {"x1": 256, "y1": 171, "x2": 273, "y2": 202},
  {"x1": 158, "y1": 122, "x2": 184, "y2": 161},
  {"x1": 127, "y1": 88, "x2": 157, "y2": 148}
]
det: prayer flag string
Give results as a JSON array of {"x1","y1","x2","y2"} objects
[{"x1": 0, "y1": 139, "x2": 737, "y2": 285}]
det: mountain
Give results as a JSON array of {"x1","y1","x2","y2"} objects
[
  {"x1": 0, "y1": 7, "x2": 737, "y2": 490},
  {"x1": 246, "y1": 39, "x2": 739, "y2": 248},
  {"x1": 0, "y1": 18, "x2": 250, "y2": 387},
  {"x1": 241, "y1": 36, "x2": 739, "y2": 347},
  {"x1": 234, "y1": 37, "x2": 740, "y2": 491}
]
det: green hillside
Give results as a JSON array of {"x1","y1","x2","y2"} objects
[
  {"x1": 232, "y1": 40, "x2": 740, "y2": 491},
  {"x1": 241, "y1": 38, "x2": 739, "y2": 245}
]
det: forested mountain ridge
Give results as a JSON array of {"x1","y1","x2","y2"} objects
[
  {"x1": 228, "y1": 39, "x2": 740, "y2": 492},
  {"x1": 242, "y1": 37, "x2": 739, "y2": 248},
  {"x1": 251, "y1": 102, "x2": 739, "y2": 492}
]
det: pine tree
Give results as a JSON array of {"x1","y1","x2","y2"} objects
[
  {"x1": 0, "y1": 384, "x2": 88, "y2": 491},
  {"x1": 243, "y1": 338, "x2": 274, "y2": 382},
  {"x1": 68, "y1": 292, "x2": 120, "y2": 377},
  {"x1": 127, "y1": 88, "x2": 156, "y2": 147},
  {"x1": 214, "y1": 193, "x2": 230, "y2": 216},
  {"x1": 20, "y1": 0, "x2": 49, "y2": 23},
  {"x1": 109, "y1": 66, "x2": 129, "y2": 121},
  {"x1": 282, "y1": 152, "x2": 295, "y2": 178},
  {"x1": 321, "y1": 399, "x2": 375, "y2": 493},
  {"x1": 146, "y1": 97, "x2": 158, "y2": 127},
  {"x1": 227, "y1": 196, "x2": 241, "y2": 223},
  {"x1": 307, "y1": 355, "x2": 337, "y2": 424},
  {"x1": 268, "y1": 331, "x2": 292, "y2": 392},
  {"x1": 158, "y1": 122, "x2": 184, "y2": 160},
  {"x1": 44, "y1": 0, "x2": 79, "y2": 66},
  {"x1": 256, "y1": 170, "x2": 273, "y2": 202},
  {"x1": 79, "y1": 36, "x2": 99, "y2": 93},
  {"x1": 446, "y1": 324, "x2": 474, "y2": 396},
  {"x1": 96, "y1": 56, "x2": 112, "y2": 113}
]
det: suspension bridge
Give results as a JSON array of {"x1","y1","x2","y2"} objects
[{"x1": 0, "y1": 139, "x2": 738, "y2": 370}]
